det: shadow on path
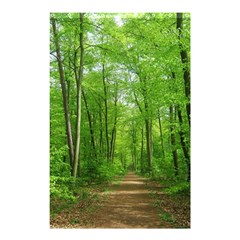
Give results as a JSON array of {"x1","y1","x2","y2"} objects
[{"x1": 89, "y1": 172, "x2": 172, "y2": 228}]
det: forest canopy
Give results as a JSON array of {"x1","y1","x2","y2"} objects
[{"x1": 50, "y1": 12, "x2": 190, "y2": 196}]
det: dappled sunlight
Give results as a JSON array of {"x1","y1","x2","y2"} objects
[
  {"x1": 106, "y1": 203, "x2": 150, "y2": 208},
  {"x1": 110, "y1": 190, "x2": 148, "y2": 195},
  {"x1": 120, "y1": 180, "x2": 144, "y2": 185},
  {"x1": 88, "y1": 172, "x2": 173, "y2": 228}
]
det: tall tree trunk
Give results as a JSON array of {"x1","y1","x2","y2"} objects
[
  {"x1": 134, "y1": 74, "x2": 153, "y2": 172},
  {"x1": 133, "y1": 134, "x2": 137, "y2": 171},
  {"x1": 158, "y1": 108, "x2": 165, "y2": 160},
  {"x1": 144, "y1": 98, "x2": 152, "y2": 172},
  {"x1": 73, "y1": 13, "x2": 84, "y2": 178},
  {"x1": 141, "y1": 75, "x2": 153, "y2": 172},
  {"x1": 99, "y1": 100, "x2": 104, "y2": 157},
  {"x1": 102, "y1": 64, "x2": 110, "y2": 161},
  {"x1": 131, "y1": 149, "x2": 135, "y2": 170},
  {"x1": 110, "y1": 125, "x2": 116, "y2": 162},
  {"x1": 82, "y1": 89, "x2": 97, "y2": 159},
  {"x1": 177, "y1": 13, "x2": 191, "y2": 127},
  {"x1": 66, "y1": 79, "x2": 70, "y2": 104},
  {"x1": 140, "y1": 127, "x2": 144, "y2": 173},
  {"x1": 170, "y1": 105, "x2": 179, "y2": 176},
  {"x1": 110, "y1": 88, "x2": 118, "y2": 162},
  {"x1": 145, "y1": 118, "x2": 152, "y2": 172},
  {"x1": 131, "y1": 124, "x2": 137, "y2": 171},
  {"x1": 177, "y1": 105, "x2": 191, "y2": 181},
  {"x1": 51, "y1": 17, "x2": 75, "y2": 171}
]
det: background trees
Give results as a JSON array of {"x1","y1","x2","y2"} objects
[{"x1": 50, "y1": 12, "x2": 190, "y2": 191}]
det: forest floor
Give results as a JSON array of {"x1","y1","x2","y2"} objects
[{"x1": 50, "y1": 172, "x2": 190, "y2": 228}]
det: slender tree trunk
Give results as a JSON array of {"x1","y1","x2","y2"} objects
[
  {"x1": 131, "y1": 124, "x2": 137, "y2": 171},
  {"x1": 66, "y1": 79, "x2": 70, "y2": 104},
  {"x1": 177, "y1": 105, "x2": 191, "y2": 181},
  {"x1": 170, "y1": 105, "x2": 179, "y2": 176},
  {"x1": 158, "y1": 108, "x2": 165, "y2": 159},
  {"x1": 131, "y1": 149, "x2": 135, "y2": 170},
  {"x1": 131, "y1": 72, "x2": 152, "y2": 172},
  {"x1": 110, "y1": 89, "x2": 118, "y2": 162},
  {"x1": 133, "y1": 136, "x2": 137, "y2": 171},
  {"x1": 73, "y1": 13, "x2": 84, "y2": 178},
  {"x1": 145, "y1": 118, "x2": 152, "y2": 172},
  {"x1": 144, "y1": 96, "x2": 152, "y2": 172},
  {"x1": 140, "y1": 127, "x2": 144, "y2": 173},
  {"x1": 110, "y1": 125, "x2": 116, "y2": 162},
  {"x1": 51, "y1": 17, "x2": 75, "y2": 171},
  {"x1": 177, "y1": 13, "x2": 191, "y2": 127},
  {"x1": 141, "y1": 76, "x2": 153, "y2": 172},
  {"x1": 98, "y1": 98, "x2": 104, "y2": 157},
  {"x1": 82, "y1": 89, "x2": 97, "y2": 159},
  {"x1": 102, "y1": 64, "x2": 110, "y2": 161}
]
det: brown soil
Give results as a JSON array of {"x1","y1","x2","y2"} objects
[
  {"x1": 86, "y1": 172, "x2": 173, "y2": 228},
  {"x1": 50, "y1": 172, "x2": 178, "y2": 228}
]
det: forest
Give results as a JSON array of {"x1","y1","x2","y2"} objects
[{"x1": 50, "y1": 12, "x2": 190, "y2": 228}]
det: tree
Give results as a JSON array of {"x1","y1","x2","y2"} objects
[
  {"x1": 177, "y1": 13, "x2": 191, "y2": 127},
  {"x1": 50, "y1": 12, "x2": 191, "y2": 185},
  {"x1": 51, "y1": 16, "x2": 75, "y2": 172},
  {"x1": 169, "y1": 104, "x2": 179, "y2": 176},
  {"x1": 158, "y1": 108, "x2": 165, "y2": 160},
  {"x1": 72, "y1": 13, "x2": 85, "y2": 178},
  {"x1": 102, "y1": 64, "x2": 110, "y2": 161},
  {"x1": 82, "y1": 88, "x2": 97, "y2": 159}
]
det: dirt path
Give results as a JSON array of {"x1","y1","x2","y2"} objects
[{"x1": 89, "y1": 172, "x2": 172, "y2": 228}]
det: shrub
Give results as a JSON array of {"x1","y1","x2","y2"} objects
[
  {"x1": 50, "y1": 176, "x2": 76, "y2": 201},
  {"x1": 164, "y1": 182, "x2": 190, "y2": 195}
]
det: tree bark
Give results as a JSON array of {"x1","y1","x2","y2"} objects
[
  {"x1": 130, "y1": 123, "x2": 137, "y2": 171},
  {"x1": 145, "y1": 118, "x2": 152, "y2": 172},
  {"x1": 102, "y1": 64, "x2": 110, "y2": 161},
  {"x1": 82, "y1": 89, "x2": 97, "y2": 159},
  {"x1": 110, "y1": 86, "x2": 118, "y2": 162},
  {"x1": 143, "y1": 86, "x2": 152, "y2": 172},
  {"x1": 99, "y1": 99, "x2": 104, "y2": 157},
  {"x1": 110, "y1": 124, "x2": 116, "y2": 162},
  {"x1": 177, "y1": 13, "x2": 191, "y2": 127},
  {"x1": 139, "y1": 74, "x2": 152, "y2": 172},
  {"x1": 73, "y1": 13, "x2": 84, "y2": 178},
  {"x1": 158, "y1": 108, "x2": 165, "y2": 160},
  {"x1": 170, "y1": 105, "x2": 179, "y2": 176},
  {"x1": 51, "y1": 17, "x2": 75, "y2": 171},
  {"x1": 140, "y1": 127, "x2": 144, "y2": 173},
  {"x1": 177, "y1": 105, "x2": 191, "y2": 181}
]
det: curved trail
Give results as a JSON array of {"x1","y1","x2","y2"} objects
[{"x1": 90, "y1": 172, "x2": 172, "y2": 228}]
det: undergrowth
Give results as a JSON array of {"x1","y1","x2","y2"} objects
[
  {"x1": 146, "y1": 175, "x2": 190, "y2": 228},
  {"x1": 50, "y1": 167, "x2": 126, "y2": 218}
]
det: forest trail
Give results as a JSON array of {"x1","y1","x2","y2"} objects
[{"x1": 89, "y1": 172, "x2": 172, "y2": 228}]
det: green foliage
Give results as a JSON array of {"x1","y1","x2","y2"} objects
[
  {"x1": 160, "y1": 212, "x2": 176, "y2": 223},
  {"x1": 50, "y1": 146, "x2": 71, "y2": 176},
  {"x1": 97, "y1": 163, "x2": 116, "y2": 182},
  {"x1": 164, "y1": 182, "x2": 190, "y2": 195},
  {"x1": 50, "y1": 12, "x2": 190, "y2": 198},
  {"x1": 81, "y1": 160, "x2": 126, "y2": 183},
  {"x1": 50, "y1": 176, "x2": 76, "y2": 201},
  {"x1": 150, "y1": 156, "x2": 176, "y2": 179}
]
